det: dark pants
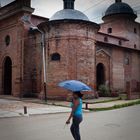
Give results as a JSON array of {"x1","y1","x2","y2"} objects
[{"x1": 70, "y1": 116, "x2": 83, "y2": 140}]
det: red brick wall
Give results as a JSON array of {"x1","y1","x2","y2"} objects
[
  {"x1": 0, "y1": 13, "x2": 24, "y2": 97},
  {"x1": 0, "y1": 13, "x2": 48, "y2": 97},
  {"x1": 100, "y1": 16, "x2": 140, "y2": 50},
  {"x1": 39, "y1": 21, "x2": 99, "y2": 99}
]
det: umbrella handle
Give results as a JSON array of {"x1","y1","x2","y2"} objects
[{"x1": 64, "y1": 124, "x2": 69, "y2": 129}]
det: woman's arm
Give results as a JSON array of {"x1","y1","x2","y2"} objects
[{"x1": 66, "y1": 99, "x2": 79, "y2": 124}]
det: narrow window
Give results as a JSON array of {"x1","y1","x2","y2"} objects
[
  {"x1": 104, "y1": 36, "x2": 108, "y2": 42},
  {"x1": 134, "y1": 44, "x2": 137, "y2": 49},
  {"x1": 134, "y1": 28, "x2": 137, "y2": 34},
  {"x1": 5, "y1": 35, "x2": 10, "y2": 46},
  {"x1": 108, "y1": 28, "x2": 112, "y2": 34},
  {"x1": 124, "y1": 58, "x2": 129, "y2": 65},
  {"x1": 119, "y1": 40, "x2": 122, "y2": 46}
]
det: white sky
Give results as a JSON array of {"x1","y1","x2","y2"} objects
[{"x1": 1, "y1": 0, "x2": 140, "y2": 23}]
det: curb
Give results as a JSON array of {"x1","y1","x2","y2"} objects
[{"x1": 0, "y1": 111, "x2": 71, "y2": 120}]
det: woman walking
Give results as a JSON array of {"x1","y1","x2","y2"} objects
[{"x1": 66, "y1": 91, "x2": 83, "y2": 140}]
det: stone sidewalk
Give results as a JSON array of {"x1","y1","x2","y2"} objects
[
  {"x1": 0, "y1": 96, "x2": 139, "y2": 118},
  {"x1": 0, "y1": 97, "x2": 118, "y2": 118},
  {"x1": 0, "y1": 99, "x2": 71, "y2": 118}
]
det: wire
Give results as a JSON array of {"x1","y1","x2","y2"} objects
[
  {"x1": 89, "y1": 8, "x2": 140, "y2": 22},
  {"x1": 83, "y1": 0, "x2": 112, "y2": 13},
  {"x1": 83, "y1": 0, "x2": 140, "y2": 14},
  {"x1": 133, "y1": 5, "x2": 140, "y2": 9},
  {"x1": 82, "y1": 0, "x2": 140, "y2": 22},
  {"x1": 131, "y1": 1, "x2": 140, "y2": 7}
]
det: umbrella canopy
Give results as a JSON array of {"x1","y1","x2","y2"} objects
[{"x1": 58, "y1": 80, "x2": 92, "y2": 92}]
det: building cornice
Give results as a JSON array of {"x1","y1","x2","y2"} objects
[
  {"x1": 96, "y1": 41, "x2": 140, "y2": 52},
  {"x1": 0, "y1": 0, "x2": 34, "y2": 21}
]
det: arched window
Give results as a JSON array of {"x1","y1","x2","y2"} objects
[
  {"x1": 3, "y1": 56, "x2": 12, "y2": 95},
  {"x1": 51, "y1": 53, "x2": 61, "y2": 61},
  {"x1": 134, "y1": 44, "x2": 137, "y2": 49},
  {"x1": 96, "y1": 63, "x2": 105, "y2": 89}
]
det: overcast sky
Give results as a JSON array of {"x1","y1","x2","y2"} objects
[{"x1": 1, "y1": 0, "x2": 140, "y2": 23}]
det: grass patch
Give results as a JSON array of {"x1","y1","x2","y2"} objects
[
  {"x1": 89, "y1": 99, "x2": 140, "y2": 112},
  {"x1": 91, "y1": 97, "x2": 120, "y2": 104}
]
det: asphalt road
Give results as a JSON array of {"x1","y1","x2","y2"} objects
[{"x1": 0, "y1": 105, "x2": 140, "y2": 140}]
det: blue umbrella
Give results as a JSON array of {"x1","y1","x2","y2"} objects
[{"x1": 58, "y1": 80, "x2": 92, "y2": 92}]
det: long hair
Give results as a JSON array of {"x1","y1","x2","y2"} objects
[{"x1": 73, "y1": 91, "x2": 83, "y2": 98}]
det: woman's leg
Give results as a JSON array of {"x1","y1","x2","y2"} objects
[
  {"x1": 70, "y1": 122, "x2": 76, "y2": 139},
  {"x1": 73, "y1": 117, "x2": 82, "y2": 140}
]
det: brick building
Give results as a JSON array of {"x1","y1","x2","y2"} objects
[{"x1": 0, "y1": 0, "x2": 140, "y2": 99}]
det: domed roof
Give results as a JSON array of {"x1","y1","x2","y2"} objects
[
  {"x1": 103, "y1": 0, "x2": 137, "y2": 18},
  {"x1": 50, "y1": 9, "x2": 89, "y2": 21}
]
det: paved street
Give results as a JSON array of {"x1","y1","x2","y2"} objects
[{"x1": 0, "y1": 105, "x2": 140, "y2": 140}]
